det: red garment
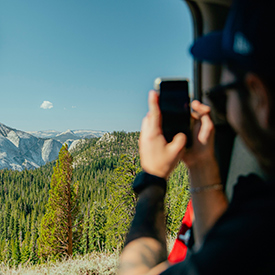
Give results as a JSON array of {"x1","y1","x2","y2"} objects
[{"x1": 168, "y1": 200, "x2": 193, "y2": 264}]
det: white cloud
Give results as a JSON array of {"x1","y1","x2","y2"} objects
[
  {"x1": 40, "y1": 101, "x2": 53, "y2": 109},
  {"x1": 72, "y1": 106, "x2": 76, "y2": 109}
]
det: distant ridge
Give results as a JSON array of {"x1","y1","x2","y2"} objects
[
  {"x1": 0, "y1": 123, "x2": 106, "y2": 171},
  {"x1": 27, "y1": 129, "x2": 106, "y2": 139}
]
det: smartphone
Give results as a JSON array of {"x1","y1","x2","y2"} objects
[{"x1": 154, "y1": 77, "x2": 192, "y2": 147}]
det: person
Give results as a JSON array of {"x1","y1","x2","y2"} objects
[{"x1": 119, "y1": 0, "x2": 275, "y2": 274}]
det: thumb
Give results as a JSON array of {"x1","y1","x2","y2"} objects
[
  {"x1": 166, "y1": 133, "x2": 186, "y2": 157},
  {"x1": 148, "y1": 90, "x2": 161, "y2": 129}
]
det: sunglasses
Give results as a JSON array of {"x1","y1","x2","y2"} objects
[{"x1": 205, "y1": 80, "x2": 244, "y2": 115}]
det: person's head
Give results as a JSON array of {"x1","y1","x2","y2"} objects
[{"x1": 190, "y1": 0, "x2": 275, "y2": 174}]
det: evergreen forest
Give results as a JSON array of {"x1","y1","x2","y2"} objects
[{"x1": 0, "y1": 131, "x2": 190, "y2": 267}]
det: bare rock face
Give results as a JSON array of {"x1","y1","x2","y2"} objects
[
  {"x1": 96, "y1": 133, "x2": 117, "y2": 144},
  {"x1": 0, "y1": 123, "x2": 107, "y2": 171},
  {"x1": 0, "y1": 123, "x2": 62, "y2": 171}
]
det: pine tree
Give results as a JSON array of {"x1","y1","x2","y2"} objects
[
  {"x1": 89, "y1": 201, "x2": 107, "y2": 252},
  {"x1": 105, "y1": 154, "x2": 141, "y2": 250},
  {"x1": 21, "y1": 231, "x2": 31, "y2": 264},
  {"x1": 0, "y1": 239, "x2": 5, "y2": 263},
  {"x1": 11, "y1": 217, "x2": 21, "y2": 266},
  {"x1": 80, "y1": 207, "x2": 90, "y2": 254},
  {"x1": 29, "y1": 216, "x2": 39, "y2": 264},
  {"x1": 3, "y1": 240, "x2": 12, "y2": 265},
  {"x1": 37, "y1": 144, "x2": 80, "y2": 260},
  {"x1": 11, "y1": 238, "x2": 20, "y2": 266},
  {"x1": 165, "y1": 162, "x2": 190, "y2": 237}
]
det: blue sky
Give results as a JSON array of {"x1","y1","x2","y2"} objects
[{"x1": 0, "y1": 0, "x2": 193, "y2": 132}]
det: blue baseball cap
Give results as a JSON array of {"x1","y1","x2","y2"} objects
[{"x1": 190, "y1": 0, "x2": 275, "y2": 76}]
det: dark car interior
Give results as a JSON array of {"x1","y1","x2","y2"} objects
[{"x1": 185, "y1": 0, "x2": 265, "y2": 201}]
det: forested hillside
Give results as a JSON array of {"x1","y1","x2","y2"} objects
[{"x1": 0, "y1": 131, "x2": 190, "y2": 267}]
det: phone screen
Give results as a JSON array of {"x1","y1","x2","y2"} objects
[{"x1": 158, "y1": 79, "x2": 191, "y2": 146}]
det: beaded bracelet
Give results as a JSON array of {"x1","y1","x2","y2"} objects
[{"x1": 189, "y1": 183, "x2": 223, "y2": 194}]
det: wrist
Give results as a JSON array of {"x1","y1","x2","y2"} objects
[
  {"x1": 133, "y1": 172, "x2": 167, "y2": 195},
  {"x1": 187, "y1": 154, "x2": 218, "y2": 172},
  {"x1": 141, "y1": 165, "x2": 170, "y2": 180},
  {"x1": 188, "y1": 157, "x2": 221, "y2": 188},
  {"x1": 186, "y1": 152, "x2": 217, "y2": 169},
  {"x1": 189, "y1": 183, "x2": 223, "y2": 194}
]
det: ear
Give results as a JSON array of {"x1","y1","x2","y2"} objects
[{"x1": 245, "y1": 73, "x2": 270, "y2": 129}]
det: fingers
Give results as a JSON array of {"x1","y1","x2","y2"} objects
[
  {"x1": 148, "y1": 90, "x2": 159, "y2": 113},
  {"x1": 191, "y1": 101, "x2": 214, "y2": 144},
  {"x1": 140, "y1": 91, "x2": 162, "y2": 147},
  {"x1": 141, "y1": 114, "x2": 149, "y2": 132},
  {"x1": 148, "y1": 90, "x2": 161, "y2": 129},
  {"x1": 166, "y1": 133, "x2": 187, "y2": 157},
  {"x1": 198, "y1": 114, "x2": 214, "y2": 144},
  {"x1": 191, "y1": 100, "x2": 211, "y2": 118}
]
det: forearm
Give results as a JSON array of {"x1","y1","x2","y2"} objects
[
  {"x1": 188, "y1": 157, "x2": 228, "y2": 248},
  {"x1": 119, "y1": 185, "x2": 168, "y2": 275}
]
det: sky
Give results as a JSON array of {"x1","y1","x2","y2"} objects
[{"x1": 0, "y1": 0, "x2": 193, "y2": 132}]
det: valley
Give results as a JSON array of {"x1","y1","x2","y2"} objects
[{"x1": 0, "y1": 129, "x2": 190, "y2": 273}]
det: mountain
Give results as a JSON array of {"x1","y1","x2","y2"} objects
[
  {"x1": 0, "y1": 131, "x2": 145, "y2": 267},
  {"x1": 73, "y1": 129, "x2": 106, "y2": 138},
  {"x1": 53, "y1": 129, "x2": 79, "y2": 143},
  {"x1": 0, "y1": 123, "x2": 106, "y2": 171},
  {"x1": 26, "y1": 130, "x2": 61, "y2": 139},
  {"x1": 0, "y1": 123, "x2": 62, "y2": 171},
  {"x1": 27, "y1": 129, "x2": 106, "y2": 139}
]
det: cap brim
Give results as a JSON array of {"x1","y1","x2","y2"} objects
[{"x1": 190, "y1": 31, "x2": 225, "y2": 64}]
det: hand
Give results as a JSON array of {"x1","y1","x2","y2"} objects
[
  {"x1": 182, "y1": 100, "x2": 216, "y2": 168},
  {"x1": 139, "y1": 90, "x2": 186, "y2": 179}
]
